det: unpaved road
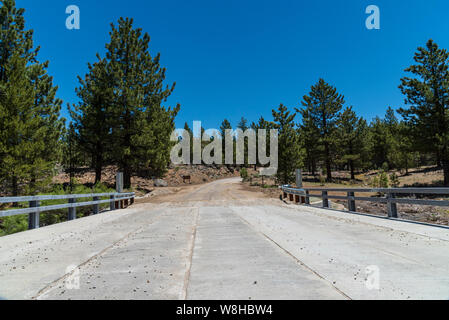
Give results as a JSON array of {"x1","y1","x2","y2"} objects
[{"x1": 1, "y1": 178, "x2": 449, "y2": 300}]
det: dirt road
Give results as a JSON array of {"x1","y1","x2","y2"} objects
[{"x1": 1, "y1": 178, "x2": 449, "y2": 300}]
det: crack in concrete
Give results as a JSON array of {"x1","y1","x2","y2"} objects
[
  {"x1": 235, "y1": 212, "x2": 352, "y2": 300},
  {"x1": 181, "y1": 207, "x2": 199, "y2": 300}
]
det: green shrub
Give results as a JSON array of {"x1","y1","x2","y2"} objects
[
  {"x1": 240, "y1": 168, "x2": 248, "y2": 180},
  {"x1": 390, "y1": 173, "x2": 400, "y2": 188},
  {"x1": 0, "y1": 215, "x2": 28, "y2": 237},
  {"x1": 379, "y1": 171, "x2": 389, "y2": 188},
  {"x1": 371, "y1": 171, "x2": 389, "y2": 189},
  {"x1": 319, "y1": 175, "x2": 326, "y2": 186}
]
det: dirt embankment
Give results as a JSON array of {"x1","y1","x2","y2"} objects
[{"x1": 53, "y1": 165, "x2": 241, "y2": 196}]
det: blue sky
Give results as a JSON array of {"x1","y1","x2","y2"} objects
[{"x1": 16, "y1": 0, "x2": 449, "y2": 129}]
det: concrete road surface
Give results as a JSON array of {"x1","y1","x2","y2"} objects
[{"x1": 1, "y1": 178, "x2": 449, "y2": 300}]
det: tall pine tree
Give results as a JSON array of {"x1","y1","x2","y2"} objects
[
  {"x1": 336, "y1": 106, "x2": 367, "y2": 180},
  {"x1": 272, "y1": 104, "x2": 302, "y2": 184},
  {"x1": 70, "y1": 57, "x2": 112, "y2": 183},
  {"x1": 0, "y1": 0, "x2": 63, "y2": 195},
  {"x1": 399, "y1": 39, "x2": 449, "y2": 185},
  {"x1": 300, "y1": 79, "x2": 344, "y2": 181},
  {"x1": 104, "y1": 17, "x2": 179, "y2": 187}
]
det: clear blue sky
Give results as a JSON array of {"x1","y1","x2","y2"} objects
[{"x1": 17, "y1": 0, "x2": 449, "y2": 129}]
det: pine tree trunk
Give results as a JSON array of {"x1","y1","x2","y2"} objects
[
  {"x1": 95, "y1": 163, "x2": 102, "y2": 184},
  {"x1": 443, "y1": 159, "x2": 449, "y2": 187},
  {"x1": 437, "y1": 151, "x2": 442, "y2": 168},
  {"x1": 95, "y1": 148, "x2": 103, "y2": 184},
  {"x1": 325, "y1": 142, "x2": 332, "y2": 182},
  {"x1": 311, "y1": 158, "x2": 316, "y2": 176},
  {"x1": 12, "y1": 176, "x2": 18, "y2": 207},
  {"x1": 30, "y1": 174, "x2": 36, "y2": 195},
  {"x1": 405, "y1": 157, "x2": 409, "y2": 175},
  {"x1": 124, "y1": 165, "x2": 132, "y2": 189},
  {"x1": 350, "y1": 160, "x2": 355, "y2": 180}
]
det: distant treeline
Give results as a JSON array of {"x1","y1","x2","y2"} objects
[{"x1": 211, "y1": 39, "x2": 449, "y2": 186}]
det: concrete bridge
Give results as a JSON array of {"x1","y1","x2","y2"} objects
[{"x1": 1, "y1": 178, "x2": 449, "y2": 300}]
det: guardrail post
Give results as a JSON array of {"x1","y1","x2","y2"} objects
[
  {"x1": 387, "y1": 193, "x2": 398, "y2": 218},
  {"x1": 110, "y1": 195, "x2": 116, "y2": 210},
  {"x1": 305, "y1": 190, "x2": 310, "y2": 204},
  {"x1": 347, "y1": 192, "x2": 356, "y2": 212},
  {"x1": 130, "y1": 196, "x2": 134, "y2": 205},
  {"x1": 93, "y1": 196, "x2": 99, "y2": 215},
  {"x1": 322, "y1": 191, "x2": 329, "y2": 208},
  {"x1": 68, "y1": 198, "x2": 76, "y2": 220},
  {"x1": 295, "y1": 195, "x2": 300, "y2": 203},
  {"x1": 28, "y1": 200, "x2": 40, "y2": 229}
]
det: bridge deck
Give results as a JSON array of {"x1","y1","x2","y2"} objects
[{"x1": 1, "y1": 178, "x2": 449, "y2": 300}]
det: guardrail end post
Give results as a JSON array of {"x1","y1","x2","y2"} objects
[
  {"x1": 68, "y1": 198, "x2": 76, "y2": 220},
  {"x1": 348, "y1": 192, "x2": 356, "y2": 212},
  {"x1": 322, "y1": 191, "x2": 329, "y2": 208},
  {"x1": 110, "y1": 195, "x2": 116, "y2": 211},
  {"x1": 93, "y1": 196, "x2": 100, "y2": 215},
  {"x1": 295, "y1": 195, "x2": 300, "y2": 203},
  {"x1": 305, "y1": 190, "x2": 310, "y2": 205},
  {"x1": 387, "y1": 193, "x2": 398, "y2": 218},
  {"x1": 28, "y1": 200, "x2": 40, "y2": 230}
]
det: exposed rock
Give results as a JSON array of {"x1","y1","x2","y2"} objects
[{"x1": 153, "y1": 179, "x2": 168, "y2": 187}]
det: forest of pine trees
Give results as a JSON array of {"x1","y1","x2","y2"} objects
[
  {"x1": 229, "y1": 40, "x2": 449, "y2": 185},
  {"x1": 0, "y1": 1, "x2": 180, "y2": 197},
  {"x1": 2, "y1": 0, "x2": 449, "y2": 199}
]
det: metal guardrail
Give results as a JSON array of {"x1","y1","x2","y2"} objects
[
  {"x1": 0, "y1": 192, "x2": 135, "y2": 230},
  {"x1": 280, "y1": 186, "x2": 449, "y2": 218}
]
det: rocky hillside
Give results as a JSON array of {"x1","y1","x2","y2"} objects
[{"x1": 53, "y1": 165, "x2": 241, "y2": 195}]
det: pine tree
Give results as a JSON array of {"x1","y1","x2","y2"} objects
[
  {"x1": 103, "y1": 17, "x2": 179, "y2": 187},
  {"x1": 237, "y1": 117, "x2": 249, "y2": 167},
  {"x1": 0, "y1": 0, "x2": 63, "y2": 196},
  {"x1": 251, "y1": 117, "x2": 272, "y2": 170},
  {"x1": 70, "y1": 57, "x2": 113, "y2": 183},
  {"x1": 300, "y1": 79, "x2": 344, "y2": 181},
  {"x1": 61, "y1": 123, "x2": 82, "y2": 192},
  {"x1": 397, "y1": 121, "x2": 415, "y2": 175},
  {"x1": 27, "y1": 61, "x2": 64, "y2": 193},
  {"x1": 384, "y1": 107, "x2": 401, "y2": 170},
  {"x1": 368, "y1": 116, "x2": 388, "y2": 169},
  {"x1": 399, "y1": 39, "x2": 449, "y2": 185},
  {"x1": 220, "y1": 119, "x2": 232, "y2": 166},
  {"x1": 297, "y1": 107, "x2": 320, "y2": 176},
  {"x1": 272, "y1": 104, "x2": 302, "y2": 184},
  {"x1": 336, "y1": 106, "x2": 367, "y2": 180}
]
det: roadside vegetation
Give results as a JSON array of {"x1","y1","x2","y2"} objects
[{"x1": 0, "y1": 182, "x2": 115, "y2": 236}]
